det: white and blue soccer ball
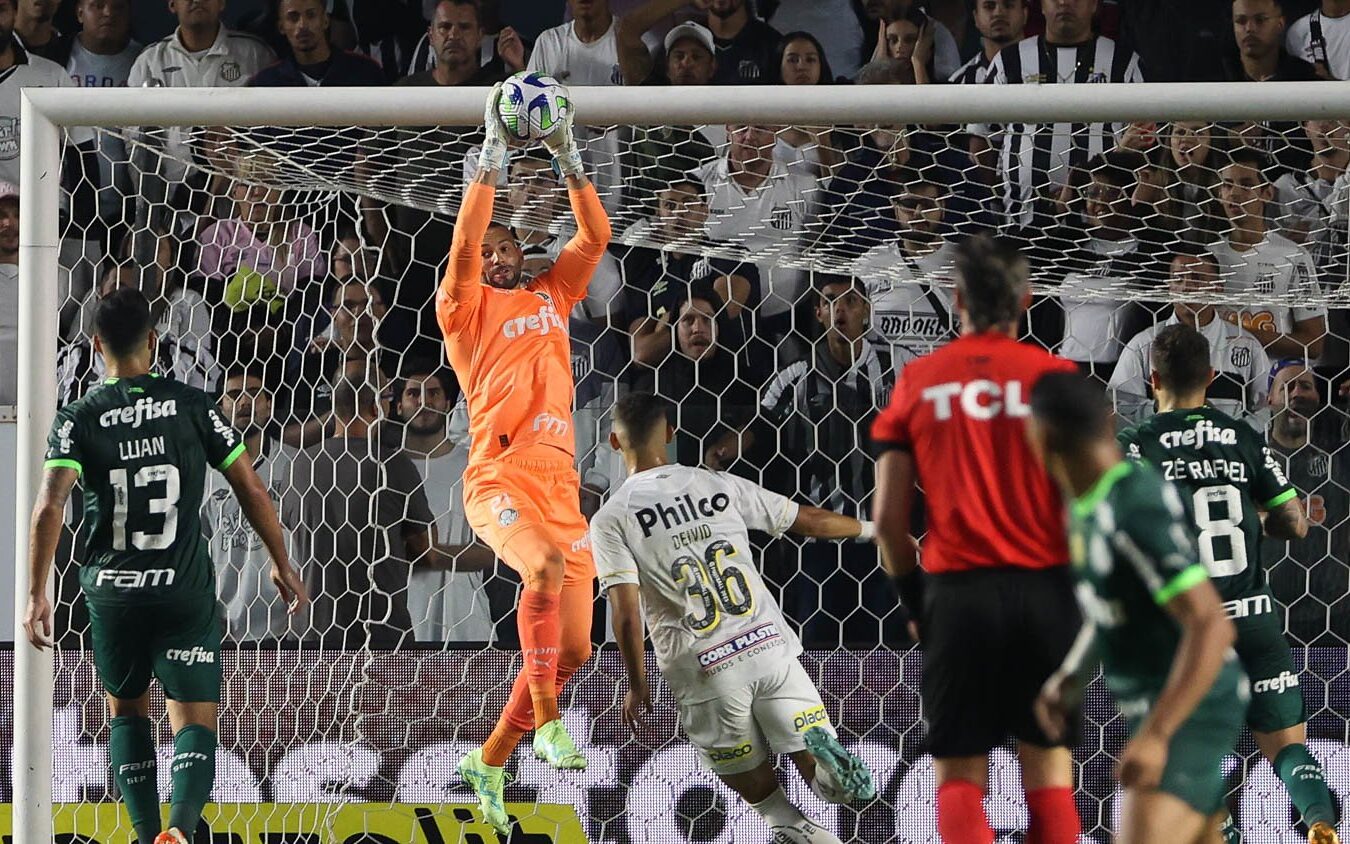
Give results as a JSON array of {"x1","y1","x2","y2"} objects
[{"x1": 497, "y1": 71, "x2": 571, "y2": 144}]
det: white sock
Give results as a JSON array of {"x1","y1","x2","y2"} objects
[
  {"x1": 810, "y1": 766, "x2": 849, "y2": 804},
  {"x1": 750, "y1": 787, "x2": 807, "y2": 827},
  {"x1": 770, "y1": 819, "x2": 845, "y2": 843}
]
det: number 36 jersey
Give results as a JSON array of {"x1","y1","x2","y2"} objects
[
  {"x1": 44, "y1": 374, "x2": 247, "y2": 606},
  {"x1": 1119, "y1": 405, "x2": 1297, "y2": 601},
  {"x1": 590, "y1": 464, "x2": 802, "y2": 704}
]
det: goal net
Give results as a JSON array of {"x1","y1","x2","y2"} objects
[{"x1": 11, "y1": 83, "x2": 1350, "y2": 843}]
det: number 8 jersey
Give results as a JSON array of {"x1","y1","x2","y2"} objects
[
  {"x1": 590, "y1": 464, "x2": 803, "y2": 704},
  {"x1": 44, "y1": 374, "x2": 246, "y2": 606},
  {"x1": 1119, "y1": 405, "x2": 1297, "y2": 601}
]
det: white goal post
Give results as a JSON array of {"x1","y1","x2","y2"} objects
[{"x1": 12, "y1": 81, "x2": 1350, "y2": 842}]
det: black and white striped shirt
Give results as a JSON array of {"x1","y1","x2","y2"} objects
[
  {"x1": 949, "y1": 51, "x2": 992, "y2": 84},
  {"x1": 976, "y1": 35, "x2": 1143, "y2": 227}
]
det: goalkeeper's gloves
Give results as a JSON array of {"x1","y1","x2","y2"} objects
[
  {"x1": 478, "y1": 82, "x2": 511, "y2": 174},
  {"x1": 541, "y1": 97, "x2": 585, "y2": 180}
]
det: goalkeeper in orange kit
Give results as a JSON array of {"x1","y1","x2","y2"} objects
[{"x1": 440, "y1": 85, "x2": 611, "y2": 837}]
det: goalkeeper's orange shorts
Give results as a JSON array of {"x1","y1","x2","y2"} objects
[{"x1": 462, "y1": 447, "x2": 596, "y2": 587}]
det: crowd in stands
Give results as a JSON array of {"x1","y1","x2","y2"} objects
[{"x1": 7, "y1": 0, "x2": 1349, "y2": 650}]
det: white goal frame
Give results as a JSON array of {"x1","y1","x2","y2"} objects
[{"x1": 13, "y1": 81, "x2": 1350, "y2": 842}]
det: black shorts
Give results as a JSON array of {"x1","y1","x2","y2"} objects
[{"x1": 921, "y1": 565, "x2": 1082, "y2": 758}]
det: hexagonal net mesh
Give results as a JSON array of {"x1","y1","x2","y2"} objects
[{"x1": 28, "y1": 106, "x2": 1350, "y2": 843}]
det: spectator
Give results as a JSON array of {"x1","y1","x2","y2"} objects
[
  {"x1": 619, "y1": 17, "x2": 716, "y2": 85},
  {"x1": 1286, "y1": 0, "x2": 1350, "y2": 79},
  {"x1": 283, "y1": 360, "x2": 438, "y2": 648},
  {"x1": 769, "y1": 29, "x2": 834, "y2": 84},
  {"x1": 395, "y1": 363, "x2": 496, "y2": 643},
  {"x1": 203, "y1": 367, "x2": 304, "y2": 641},
  {"x1": 569, "y1": 316, "x2": 628, "y2": 517},
  {"x1": 852, "y1": 168, "x2": 958, "y2": 358},
  {"x1": 249, "y1": 0, "x2": 385, "y2": 86},
  {"x1": 284, "y1": 278, "x2": 388, "y2": 446},
  {"x1": 345, "y1": 0, "x2": 429, "y2": 82},
  {"x1": 1109, "y1": 245, "x2": 1270, "y2": 429},
  {"x1": 56, "y1": 260, "x2": 217, "y2": 406},
  {"x1": 1211, "y1": 147, "x2": 1328, "y2": 359},
  {"x1": 1263, "y1": 359, "x2": 1350, "y2": 646},
  {"x1": 1037, "y1": 149, "x2": 1164, "y2": 382},
  {"x1": 949, "y1": 0, "x2": 1027, "y2": 83},
  {"x1": 1117, "y1": 0, "x2": 1231, "y2": 82},
  {"x1": 870, "y1": 6, "x2": 945, "y2": 83},
  {"x1": 1274, "y1": 119, "x2": 1350, "y2": 258},
  {"x1": 755, "y1": 276, "x2": 902, "y2": 645},
  {"x1": 971, "y1": 0, "x2": 1143, "y2": 227},
  {"x1": 0, "y1": 180, "x2": 14, "y2": 407},
  {"x1": 129, "y1": 0, "x2": 276, "y2": 88},
  {"x1": 767, "y1": 0, "x2": 865, "y2": 78},
  {"x1": 396, "y1": 0, "x2": 513, "y2": 87},
  {"x1": 15, "y1": 0, "x2": 65, "y2": 64},
  {"x1": 1228, "y1": 0, "x2": 1319, "y2": 80},
  {"x1": 623, "y1": 178, "x2": 761, "y2": 365},
  {"x1": 66, "y1": 0, "x2": 138, "y2": 87},
  {"x1": 636, "y1": 287, "x2": 760, "y2": 473},
  {"x1": 695, "y1": 123, "x2": 821, "y2": 324},
  {"x1": 706, "y1": 0, "x2": 782, "y2": 83},
  {"x1": 0, "y1": 0, "x2": 93, "y2": 192},
  {"x1": 1167, "y1": 120, "x2": 1230, "y2": 241},
  {"x1": 198, "y1": 169, "x2": 328, "y2": 307},
  {"x1": 528, "y1": 0, "x2": 626, "y2": 212}
]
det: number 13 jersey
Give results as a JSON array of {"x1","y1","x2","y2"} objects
[
  {"x1": 590, "y1": 464, "x2": 803, "y2": 704},
  {"x1": 1119, "y1": 405, "x2": 1297, "y2": 600}
]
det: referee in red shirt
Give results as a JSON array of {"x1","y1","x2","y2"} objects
[{"x1": 872, "y1": 235, "x2": 1081, "y2": 844}]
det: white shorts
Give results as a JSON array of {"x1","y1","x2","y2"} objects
[{"x1": 678, "y1": 659, "x2": 835, "y2": 776}]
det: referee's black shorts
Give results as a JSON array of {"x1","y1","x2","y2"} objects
[{"x1": 920, "y1": 564, "x2": 1082, "y2": 758}]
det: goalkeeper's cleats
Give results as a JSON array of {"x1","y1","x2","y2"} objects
[
  {"x1": 803, "y1": 726, "x2": 875, "y2": 802},
  {"x1": 458, "y1": 749, "x2": 512, "y2": 838},
  {"x1": 1309, "y1": 821, "x2": 1340, "y2": 844},
  {"x1": 153, "y1": 830, "x2": 188, "y2": 844},
  {"x1": 533, "y1": 718, "x2": 588, "y2": 770}
]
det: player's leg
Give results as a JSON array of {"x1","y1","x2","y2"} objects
[
  {"x1": 1011, "y1": 567, "x2": 1084, "y2": 844},
  {"x1": 684, "y1": 680, "x2": 843, "y2": 843},
  {"x1": 1117, "y1": 789, "x2": 1209, "y2": 844},
  {"x1": 749, "y1": 660, "x2": 873, "y2": 804},
  {"x1": 90, "y1": 602, "x2": 162, "y2": 844},
  {"x1": 1236, "y1": 598, "x2": 1337, "y2": 838},
  {"x1": 151, "y1": 595, "x2": 223, "y2": 844}
]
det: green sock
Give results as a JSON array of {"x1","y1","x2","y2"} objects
[
  {"x1": 167, "y1": 724, "x2": 217, "y2": 839},
  {"x1": 1275, "y1": 743, "x2": 1336, "y2": 827},
  {"x1": 108, "y1": 716, "x2": 161, "y2": 844},
  {"x1": 1220, "y1": 813, "x2": 1241, "y2": 843}
]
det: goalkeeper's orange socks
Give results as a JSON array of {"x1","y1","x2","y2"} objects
[
  {"x1": 937, "y1": 779, "x2": 994, "y2": 844},
  {"x1": 518, "y1": 588, "x2": 562, "y2": 727},
  {"x1": 110, "y1": 715, "x2": 161, "y2": 844},
  {"x1": 483, "y1": 720, "x2": 528, "y2": 768},
  {"x1": 1025, "y1": 786, "x2": 1080, "y2": 843},
  {"x1": 167, "y1": 724, "x2": 216, "y2": 839}
]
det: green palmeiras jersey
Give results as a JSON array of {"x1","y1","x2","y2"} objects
[
  {"x1": 44, "y1": 374, "x2": 247, "y2": 605},
  {"x1": 1119, "y1": 405, "x2": 1297, "y2": 601},
  {"x1": 1069, "y1": 460, "x2": 1231, "y2": 710}
]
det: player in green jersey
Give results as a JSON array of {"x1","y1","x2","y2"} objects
[
  {"x1": 1118, "y1": 324, "x2": 1336, "y2": 844},
  {"x1": 22, "y1": 289, "x2": 307, "y2": 844},
  {"x1": 1028, "y1": 371, "x2": 1245, "y2": 844}
]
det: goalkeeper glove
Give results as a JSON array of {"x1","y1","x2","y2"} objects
[
  {"x1": 540, "y1": 97, "x2": 585, "y2": 180},
  {"x1": 478, "y1": 82, "x2": 510, "y2": 174}
]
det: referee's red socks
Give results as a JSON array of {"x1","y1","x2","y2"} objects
[
  {"x1": 937, "y1": 780, "x2": 993, "y2": 844},
  {"x1": 1025, "y1": 786, "x2": 1080, "y2": 844}
]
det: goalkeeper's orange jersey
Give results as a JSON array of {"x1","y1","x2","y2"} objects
[{"x1": 436, "y1": 180, "x2": 612, "y2": 467}]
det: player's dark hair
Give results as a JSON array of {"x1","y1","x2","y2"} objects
[
  {"x1": 93, "y1": 286, "x2": 154, "y2": 359},
  {"x1": 953, "y1": 234, "x2": 1027, "y2": 332},
  {"x1": 1151, "y1": 323, "x2": 1213, "y2": 394},
  {"x1": 1223, "y1": 146, "x2": 1274, "y2": 183},
  {"x1": 612, "y1": 391, "x2": 671, "y2": 441},
  {"x1": 1030, "y1": 371, "x2": 1112, "y2": 453}
]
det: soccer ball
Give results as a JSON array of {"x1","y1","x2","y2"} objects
[{"x1": 497, "y1": 71, "x2": 571, "y2": 144}]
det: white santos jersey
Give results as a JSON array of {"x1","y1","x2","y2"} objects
[
  {"x1": 1211, "y1": 232, "x2": 1327, "y2": 337},
  {"x1": 591, "y1": 464, "x2": 802, "y2": 704},
  {"x1": 852, "y1": 239, "x2": 958, "y2": 357}
]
